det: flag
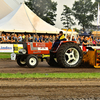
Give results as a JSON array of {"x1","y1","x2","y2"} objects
[{"x1": 97, "y1": 2, "x2": 100, "y2": 26}]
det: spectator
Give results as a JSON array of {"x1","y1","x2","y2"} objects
[
  {"x1": 67, "y1": 36, "x2": 71, "y2": 41},
  {"x1": 72, "y1": 36, "x2": 76, "y2": 41},
  {"x1": 39, "y1": 35, "x2": 43, "y2": 42},
  {"x1": 22, "y1": 33, "x2": 25, "y2": 42},
  {"x1": 13, "y1": 34, "x2": 18, "y2": 44},
  {"x1": 28, "y1": 34, "x2": 33, "y2": 42},
  {"x1": 3, "y1": 35, "x2": 10, "y2": 43},
  {"x1": 25, "y1": 34, "x2": 29, "y2": 42},
  {"x1": 79, "y1": 36, "x2": 84, "y2": 46},
  {"x1": 88, "y1": 37, "x2": 93, "y2": 46},
  {"x1": 83, "y1": 37, "x2": 88, "y2": 46},
  {"x1": 44, "y1": 35, "x2": 49, "y2": 42},
  {"x1": 96, "y1": 37, "x2": 99, "y2": 43},
  {"x1": 76, "y1": 37, "x2": 80, "y2": 44},
  {"x1": 32, "y1": 34, "x2": 36, "y2": 42},
  {"x1": 9, "y1": 34, "x2": 15, "y2": 44},
  {"x1": 92, "y1": 38, "x2": 97, "y2": 46},
  {"x1": 35, "y1": 35, "x2": 40, "y2": 42},
  {"x1": 18, "y1": 34, "x2": 22, "y2": 43},
  {"x1": 49, "y1": 35, "x2": 53, "y2": 42},
  {"x1": 52, "y1": 35, "x2": 55, "y2": 43},
  {"x1": 6, "y1": 33, "x2": 9, "y2": 40}
]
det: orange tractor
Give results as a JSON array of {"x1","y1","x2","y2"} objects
[{"x1": 11, "y1": 41, "x2": 83, "y2": 68}]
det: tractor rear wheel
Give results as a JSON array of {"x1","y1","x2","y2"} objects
[
  {"x1": 26, "y1": 55, "x2": 38, "y2": 68},
  {"x1": 56, "y1": 43, "x2": 83, "y2": 68},
  {"x1": 17, "y1": 56, "x2": 26, "y2": 67}
]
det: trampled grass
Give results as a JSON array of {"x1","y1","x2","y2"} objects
[{"x1": 0, "y1": 73, "x2": 100, "y2": 78}]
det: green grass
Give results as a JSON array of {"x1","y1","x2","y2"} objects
[
  {"x1": 0, "y1": 73, "x2": 100, "y2": 78},
  {"x1": 0, "y1": 53, "x2": 11, "y2": 59}
]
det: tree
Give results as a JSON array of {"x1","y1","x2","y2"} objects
[
  {"x1": 96, "y1": 0, "x2": 100, "y2": 2},
  {"x1": 72, "y1": 0, "x2": 97, "y2": 31},
  {"x1": 25, "y1": 0, "x2": 57, "y2": 25},
  {"x1": 61, "y1": 5, "x2": 75, "y2": 29}
]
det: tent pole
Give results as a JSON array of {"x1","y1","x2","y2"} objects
[{"x1": 23, "y1": 1, "x2": 37, "y2": 34}]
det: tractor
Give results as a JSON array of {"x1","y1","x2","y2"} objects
[{"x1": 11, "y1": 41, "x2": 83, "y2": 68}]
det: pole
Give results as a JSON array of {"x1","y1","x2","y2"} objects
[{"x1": 97, "y1": 2, "x2": 100, "y2": 38}]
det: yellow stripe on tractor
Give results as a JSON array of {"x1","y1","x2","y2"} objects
[
  {"x1": 13, "y1": 44, "x2": 23, "y2": 53},
  {"x1": 42, "y1": 54, "x2": 50, "y2": 58}
]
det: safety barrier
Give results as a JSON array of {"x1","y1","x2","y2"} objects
[{"x1": 0, "y1": 44, "x2": 23, "y2": 53}]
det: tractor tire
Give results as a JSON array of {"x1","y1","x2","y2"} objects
[
  {"x1": 17, "y1": 56, "x2": 26, "y2": 67},
  {"x1": 56, "y1": 43, "x2": 83, "y2": 68},
  {"x1": 26, "y1": 55, "x2": 38, "y2": 68},
  {"x1": 46, "y1": 52, "x2": 58, "y2": 67}
]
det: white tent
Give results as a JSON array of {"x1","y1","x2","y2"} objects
[
  {"x1": 0, "y1": 0, "x2": 13, "y2": 19},
  {"x1": 66, "y1": 31, "x2": 78, "y2": 35},
  {"x1": 0, "y1": 0, "x2": 24, "y2": 19},
  {"x1": 0, "y1": 3, "x2": 61, "y2": 33},
  {"x1": 4, "y1": 0, "x2": 24, "y2": 9}
]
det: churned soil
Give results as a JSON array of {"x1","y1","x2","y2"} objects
[
  {"x1": 0, "y1": 78, "x2": 100, "y2": 100},
  {"x1": 0, "y1": 60, "x2": 100, "y2": 100}
]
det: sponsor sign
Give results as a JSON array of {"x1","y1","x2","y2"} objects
[
  {"x1": 38, "y1": 47, "x2": 48, "y2": 50},
  {"x1": 0, "y1": 44, "x2": 13, "y2": 52},
  {"x1": 13, "y1": 44, "x2": 23, "y2": 53}
]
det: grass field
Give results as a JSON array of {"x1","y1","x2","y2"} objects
[
  {"x1": 0, "y1": 53, "x2": 11, "y2": 59},
  {"x1": 0, "y1": 73, "x2": 100, "y2": 78}
]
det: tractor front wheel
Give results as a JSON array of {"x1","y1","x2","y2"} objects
[{"x1": 26, "y1": 55, "x2": 38, "y2": 68}]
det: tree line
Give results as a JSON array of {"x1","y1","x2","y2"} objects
[{"x1": 25, "y1": 0, "x2": 99, "y2": 31}]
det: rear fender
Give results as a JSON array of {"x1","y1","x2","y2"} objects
[{"x1": 52, "y1": 41, "x2": 77, "y2": 53}]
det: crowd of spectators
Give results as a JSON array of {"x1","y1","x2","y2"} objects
[
  {"x1": 0, "y1": 33, "x2": 99, "y2": 46},
  {"x1": 0, "y1": 33, "x2": 55, "y2": 44}
]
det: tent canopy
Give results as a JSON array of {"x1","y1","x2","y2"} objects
[
  {"x1": 79, "y1": 32, "x2": 90, "y2": 36},
  {"x1": 0, "y1": 3, "x2": 61, "y2": 34},
  {"x1": 62, "y1": 29, "x2": 78, "y2": 34},
  {"x1": 4, "y1": 0, "x2": 24, "y2": 9},
  {"x1": 92, "y1": 31, "x2": 100, "y2": 34},
  {"x1": 0, "y1": 0, "x2": 13, "y2": 19},
  {"x1": 0, "y1": 0, "x2": 24, "y2": 19}
]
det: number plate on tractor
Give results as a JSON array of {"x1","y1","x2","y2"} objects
[{"x1": 11, "y1": 53, "x2": 16, "y2": 60}]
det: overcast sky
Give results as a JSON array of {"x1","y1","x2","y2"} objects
[{"x1": 52, "y1": 0, "x2": 96, "y2": 29}]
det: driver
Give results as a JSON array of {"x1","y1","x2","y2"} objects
[{"x1": 51, "y1": 31, "x2": 66, "y2": 51}]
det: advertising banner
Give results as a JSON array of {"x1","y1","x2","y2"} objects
[{"x1": 0, "y1": 44, "x2": 13, "y2": 52}]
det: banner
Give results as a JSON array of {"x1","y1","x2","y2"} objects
[{"x1": 0, "y1": 44, "x2": 13, "y2": 52}]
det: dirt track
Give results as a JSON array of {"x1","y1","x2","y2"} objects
[
  {"x1": 0, "y1": 60, "x2": 100, "y2": 100},
  {"x1": 0, "y1": 60, "x2": 100, "y2": 73}
]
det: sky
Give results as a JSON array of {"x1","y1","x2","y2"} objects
[{"x1": 52, "y1": 0, "x2": 96, "y2": 29}]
